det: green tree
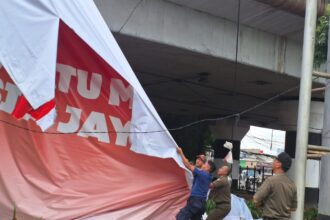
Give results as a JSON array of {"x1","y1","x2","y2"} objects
[{"x1": 314, "y1": 4, "x2": 330, "y2": 67}]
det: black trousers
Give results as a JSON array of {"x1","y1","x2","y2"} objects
[
  {"x1": 176, "y1": 196, "x2": 206, "y2": 220},
  {"x1": 263, "y1": 218, "x2": 283, "y2": 220}
]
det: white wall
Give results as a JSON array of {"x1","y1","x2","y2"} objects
[{"x1": 287, "y1": 159, "x2": 320, "y2": 188}]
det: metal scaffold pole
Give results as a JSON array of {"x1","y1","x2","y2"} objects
[{"x1": 292, "y1": 0, "x2": 318, "y2": 219}]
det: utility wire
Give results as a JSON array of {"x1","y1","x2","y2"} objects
[
  {"x1": 0, "y1": 80, "x2": 305, "y2": 135},
  {"x1": 118, "y1": 0, "x2": 143, "y2": 33},
  {"x1": 246, "y1": 135, "x2": 285, "y2": 144},
  {"x1": 231, "y1": 0, "x2": 241, "y2": 141}
]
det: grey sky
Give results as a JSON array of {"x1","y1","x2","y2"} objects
[{"x1": 241, "y1": 126, "x2": 286, "y2": 155}]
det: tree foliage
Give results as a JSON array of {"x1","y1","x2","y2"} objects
[{"x1": 314, "y1": 4, "x2": 330, "y2": 67}]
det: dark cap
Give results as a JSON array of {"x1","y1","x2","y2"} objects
[{"x1": 276, "y1": 152, "x2": 292, "y2": 172}]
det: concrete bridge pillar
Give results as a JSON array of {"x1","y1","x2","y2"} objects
[
  {"x1": 319, "y1": 79, "x2": 330, "y2": 219},
  {"x1": 318, "y1": 155, "x2": 330, "y2": 219}
]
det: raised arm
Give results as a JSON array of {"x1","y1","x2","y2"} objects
[
  {"x1": 210, "y1": 177, "x2": 226, "y2": 189},
  {"x1": 177, "y1": 147, "x2": 195, "y2": 172}
]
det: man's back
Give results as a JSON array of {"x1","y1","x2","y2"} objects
[
  {"x1": 209, "y1": 176, "x2": 231, "y2": 207},
  {"x1": 191, "y1": 168, "x2": 212, "y2": 199},
  {"x1": 254, "y1": 174, "x2": 297, "y2": 219}
]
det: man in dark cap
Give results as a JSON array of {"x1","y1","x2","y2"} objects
[{"x1": 253, "y1": 152, "x2": 297, "y2": 220}]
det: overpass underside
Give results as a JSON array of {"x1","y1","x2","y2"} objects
[
  {"x1": 95, "y1": 0, "x2": 324, "y2": 129},
  {"x1": 116, "y1": 33, "x2": 317, "y2": 125}
]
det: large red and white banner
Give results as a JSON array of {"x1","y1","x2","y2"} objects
[{"x1": 0, "y1": 17, "x2": 189, "y2": 220}]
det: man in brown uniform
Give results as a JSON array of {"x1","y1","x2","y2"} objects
[
  {"x1": 253, "y1": 152, "x2": 297, "y2": 220},
  {"x1": 206, "y1": 165, "x2": 231, "y2": 220}
]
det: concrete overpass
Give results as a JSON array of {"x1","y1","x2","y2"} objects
[
  {"x1": 94, "y1": 0, "x2": 328, "y2": 217},
  {"x1": 95, "y1": 0, "x2": 323, "y2": 122}
]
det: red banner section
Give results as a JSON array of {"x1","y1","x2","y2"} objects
[{"x1": 0, "y1": 21, "x2": 188, "y2": 220}]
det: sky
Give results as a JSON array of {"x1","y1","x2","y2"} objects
[{"x1": 241, "y1": 126, "x2": 286, "y2": 156}]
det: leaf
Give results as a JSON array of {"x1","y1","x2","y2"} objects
[
  {"x1": 246, "y1": 200, "x2": 262, "y2": 218},
  {"x1": 205, "y1": 199, "x2": 216, "y2": 214},
  {"x1": 12, "y1": 205, "x2": 17, "y2": 220},
  {"x1": 314, "y1": 11, "x2": 329, "y2": 68}
]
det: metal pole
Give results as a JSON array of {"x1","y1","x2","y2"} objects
[
  {"x1": 238, "y1": 166, "x2": 241, "y2": 190},
  {"x1": 292, "y1": 0, "x2": 317, "y2": 219},
  {"x1": 313, "y1": 70, "x2": 330, "y2": 79},
  {"x1": 246, "y1": 166, "x2": 249, "y2": 190},
  {"x1": 309, "y1": 145, "x2": 330, "y2": 152},
  {"x1": 253, "y1": 166, "x2": 256, "y2": 193},
  {"x1": 270, "y1": 129, "x2": 274, "y2": 150}
]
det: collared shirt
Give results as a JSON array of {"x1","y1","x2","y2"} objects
[
  {"x1": 254, "y1": 174, "x2": 297, "y2": 219},
  {"x1": 209, "y1": 176, "x2": 231, "y2": 208},
  {"x1": 190, "y1": 168, "x2": 212, "y2": 199}
]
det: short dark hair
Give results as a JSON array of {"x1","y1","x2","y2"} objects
[{"x1": 207, "y1": 160, "x2": 216, "y2": 173}]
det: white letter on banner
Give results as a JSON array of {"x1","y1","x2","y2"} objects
[
  {"x1": 57, "y1": 64, "x2": 76, "y2": 93},
  {"x1": 77, "y1": 69, "x2": 102, "y2": 99},
  {"x1": 78, "y1": 111, "x2": 110, "y2": 143},
  {"x1": 109, "y1": 79, "x2": 133, "y2": 108},
  {"x1": 109, "y1": 116, "x2": 131, "y2": 147},
  {"x1": 57, "y1": 106, "x2": 82, "y2": 133},
  {"x1": 0, "y1": 82, "x2": 21, "y2": 113}
]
